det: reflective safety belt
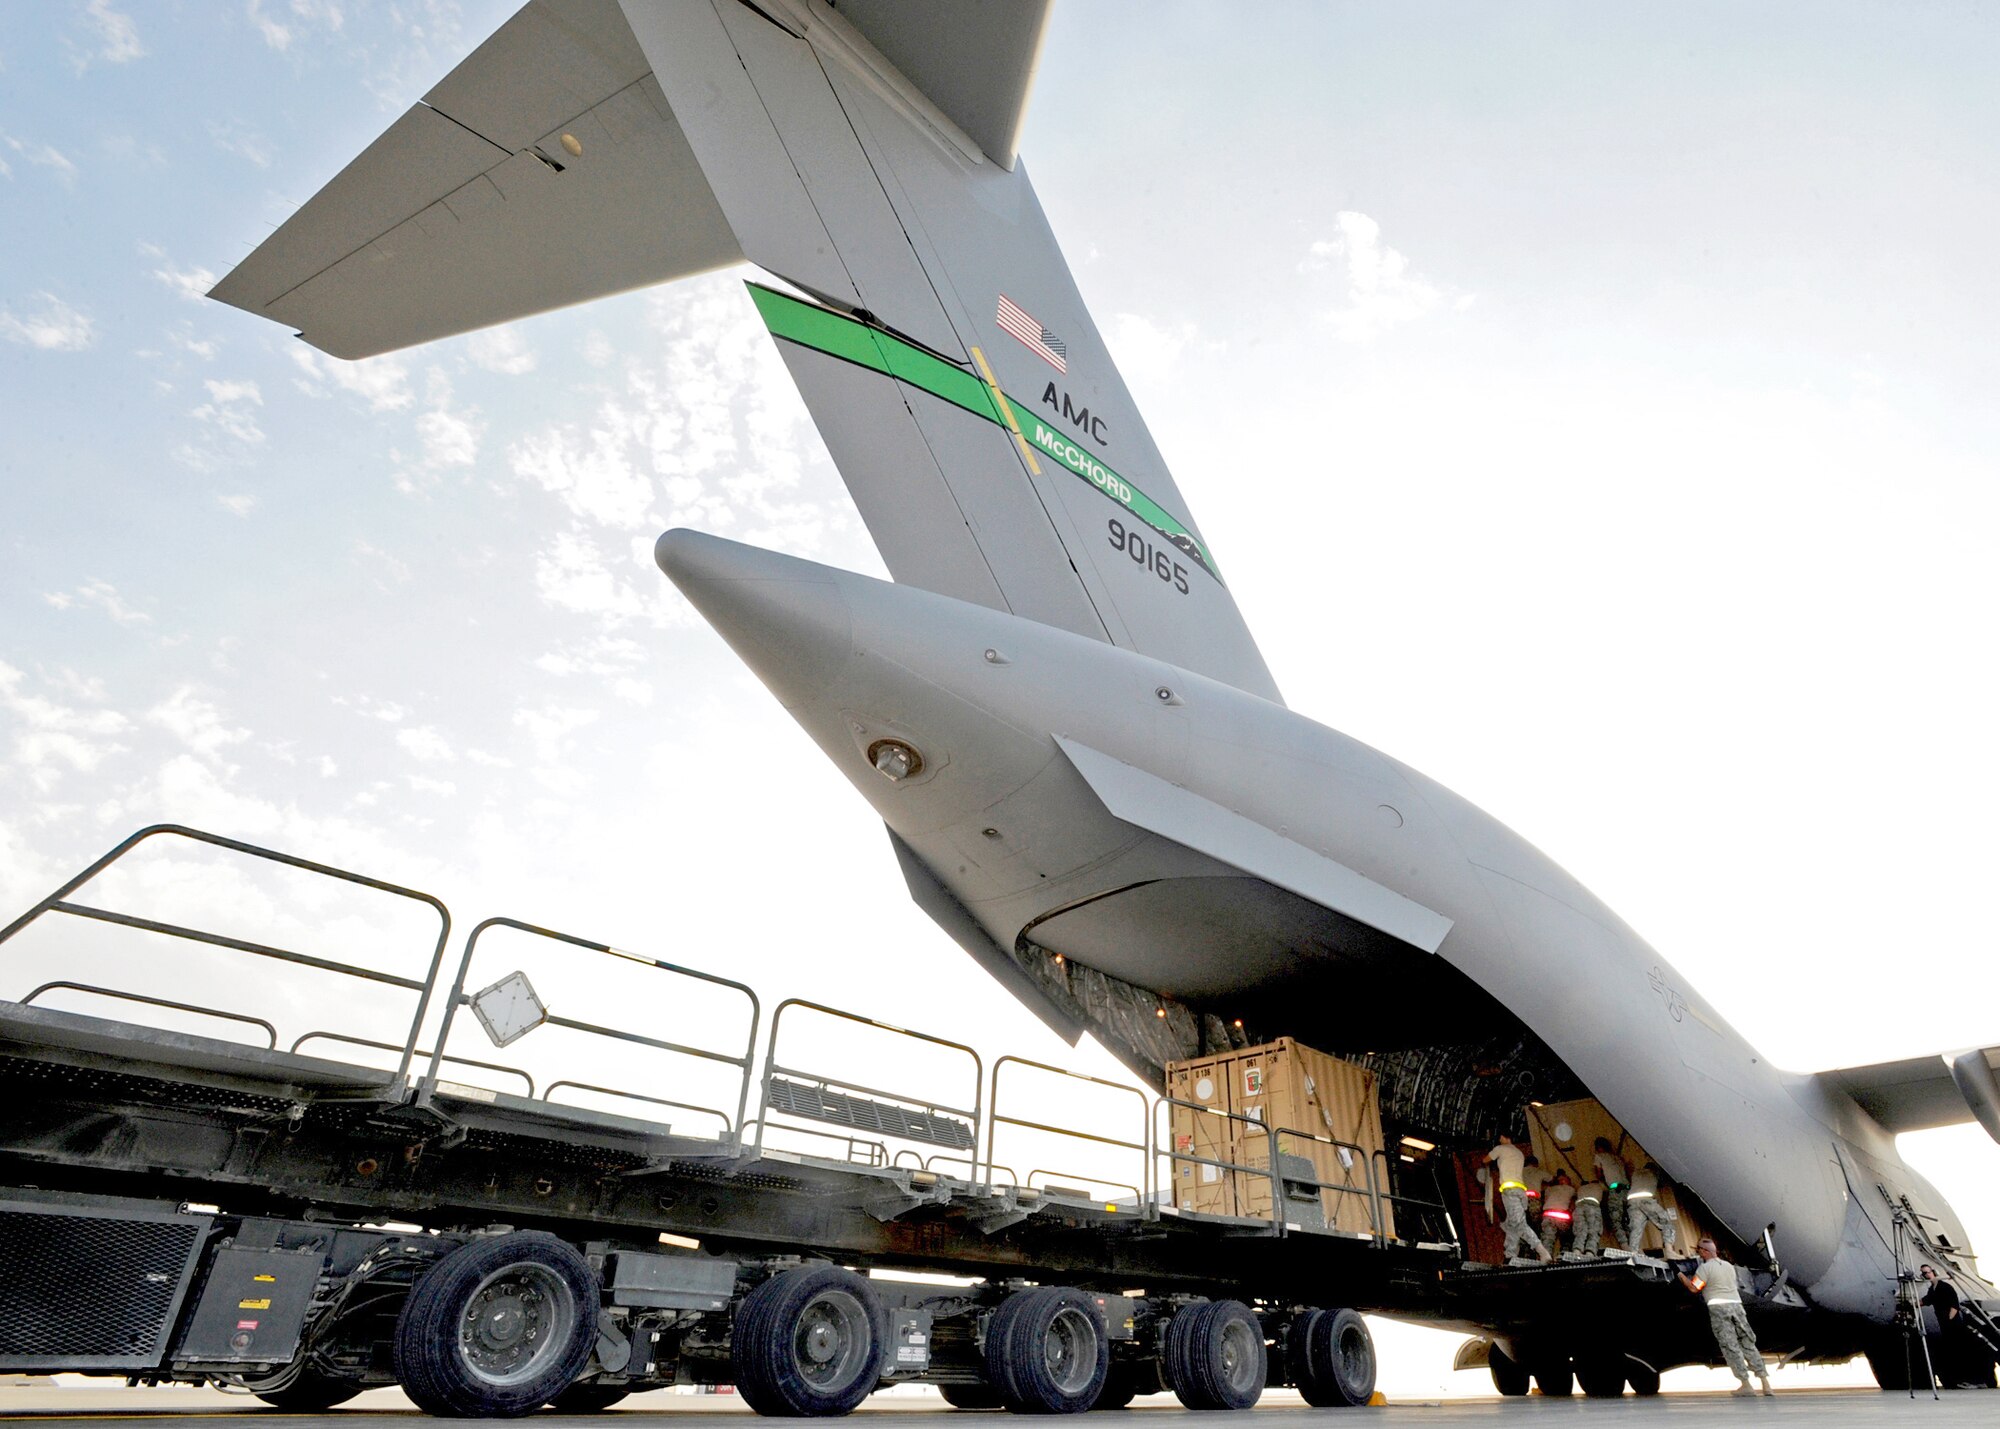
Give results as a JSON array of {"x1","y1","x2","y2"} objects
[
  {"x1": 1577, "y1": 1195, "x2": 1600, "y2": 1205},
  {"x1": 1544, "y1": 1208, "x2": 1573, "y2": 1222},
  {"x1": 1499, "y1": 1181, "x2": 1526, "y2": 1193},
  {"x1": 1628, "y1": 1190, "x2": 1655, "y2": 1201}
]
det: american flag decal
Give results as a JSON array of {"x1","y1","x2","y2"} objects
[{"x1": 996, "y1": 294, "x2": 1067, "y2": 373}]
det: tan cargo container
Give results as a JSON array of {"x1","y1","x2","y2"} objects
[
  {"x1": 1525, "y1": 1097, "x2": 1705, "y2": 1256},
  {"x1": 1165, "y1": 1038, "x2": 1392, "y2": 1238}
]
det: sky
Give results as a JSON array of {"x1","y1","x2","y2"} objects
[{"x1": 3, "y1": 0, "x2": 1998, "y2": 1398}]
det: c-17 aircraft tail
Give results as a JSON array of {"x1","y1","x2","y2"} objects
[{"x1": 209, "y1": 0, "x2": 1283, "y2": 707}]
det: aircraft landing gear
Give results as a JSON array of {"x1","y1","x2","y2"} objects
[
  {"x1": 1487, "y1": 1344, "x2": 1531, "y2": 1397},
  {"x1": 1531, "y1": 1354, "x2": 1575, "y2": 1397},
  {"x1": 1574, "y1": 1351, "x2": 1626, "y2": 1398}
]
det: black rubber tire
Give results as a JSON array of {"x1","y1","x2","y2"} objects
[
  {"x1": 1487, "y1": 1344, "x2": 1530, "y2": 1397},
  {"x1": 547, "y1": 1382, "x2": 633, "y2": 1412},
  {"x1": 983, "y1": 1286, "x2": 1108, "y2": 1415},
  {"x1": 1162, "y1": 1301, "x2": 1265, "y2": 1411},
  {"x1": 251, "y1": 1367, "x2": 364, "y2": 1410},
  {"x1": 1532, "y1": 1356, "x2": 1574, "y2": 1398},
  {"x1": 938, "y1": 1383, "x2": 1004, "y2": 1410},
  {"x1": 1865, "y1": 1339, "x2": 1913, "y2": 1391},
  {"x1": 393, "y1": 1231, "x2": 598, "y2": 1419},
  {"x1": 1575, "y1": 1354, "x2": 1625, "y2": 1398},
  {"x1": 1287, "y1": 1307, "x2": 1375, "y2": 1408},
  {"x1": 1091, "y1": 1366, "x2": 1138, "y2": 1411},
  {"x1": 1625, "y1": 1361, "x2": 1661, "y2": 1397},
  {"x1": 731, "y1": 1265, "x2": 887, "y2": 1417}
]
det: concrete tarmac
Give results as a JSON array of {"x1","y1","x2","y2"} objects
[{"x1": 2, "y1": 1386, "x2": 1993, "y2": 1427}]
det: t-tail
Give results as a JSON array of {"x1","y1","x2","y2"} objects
[{"x1": 208, "y1": 0, "x2": 1283, "y2": 705}]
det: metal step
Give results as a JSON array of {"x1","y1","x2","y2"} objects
[{"x1": 765, "y1": 1076, "x2": 975, "y2": 1150}]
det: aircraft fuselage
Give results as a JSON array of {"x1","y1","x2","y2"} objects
[{"x1": 659, "y1": 527, "x2": 1981, "y2": 1330}]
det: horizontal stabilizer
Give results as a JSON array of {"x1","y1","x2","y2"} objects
[
  {"x1": 1054, "y1": 736, "x2": 1455, "y2": 955},
  {"x1": 209, "y1": 0, "x2": 741, "y2": 357},
  {"x1": 1818, "y1": 1045, "x2": 2000, "y2": 1140}
]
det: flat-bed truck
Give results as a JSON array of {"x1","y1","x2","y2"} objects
[{"x1": 0, "y1": 826, "x2": 1694, "y2": 1415}]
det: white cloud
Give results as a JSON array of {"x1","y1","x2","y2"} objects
[
  {"x1": 291, "y1": 347, "x2": 413, "y2": 412},
  {"x1": 190, "y1": 376, "x2": 266, "y2": 448},
  {"x1": 1104, "y1": 312, "x2": 1217, "y2": 386},
  {"x1": 353, "y1": 541, "x2": 412, "y2": 588},
  {"x1": 208, "y1": 120, "x2": 273, "y2": 168},
  {"x1": 469, "y1": 327, "x2": 536, "y2": 375},
  {"x1": 333, "y1": 694, "x2": 409, "y2": 724},
  {"x1": 161, "y1": 264, "x2": 219, "y2": 300},
  {"x1": 534, "y1": 635, "x2": 649, "y2": 679},
  {"x1": 1, "y1": 293, "x2": 95, "y2": 351},
  {"x1": 513, "y1": 425, "x2": 654, "y2": 529},
  {"x1": 43, "y1": 579, "x2": 150, "y2": 626},
  {"x1": 315, "y1": 755, "x2": 338, "y2": 778},
  {"x1": 406, "y1": 774, "x2": 456, "y2": 796},
  {"x1": 216, "y1": 492, "x2": 258, "y2": 517},
  {"x1": 513, "y1": 703, "x2": 601, "y2": 793},
  {"x1": 82, "y1": 1, "x2": 144, "y2": 65},
  {"x1": 0, "y1": 663, "x2": 133, "y2": 793},
  {"x1": 2, "y1": 136, "x2": 79, "y2": 184},
  {"x1": 148, "y1": 688, "x2": 250, "y2": 762},
  {"x1": 245, "y1": 0, "x2": 292, "y2": 50},
  {"x1": 1301, "y1": 211, "x2": 1466, "y2": 343},
  {"x1": 416, "y1": 402, "x2": 479, "y2": 468},
  {"x1": 395, "y1": 725, "x2": 455, "y2": 763},
  {"x1": 170, "y1": 328, "x2": 219, "y2": 360},
  {"x1": 533, "y1": 529, "x2": 650, "y2": 623}
]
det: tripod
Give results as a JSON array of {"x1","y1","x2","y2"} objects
[{"x1": 1889, "y1": 1204, "x2": 1940, "y2": 1401}]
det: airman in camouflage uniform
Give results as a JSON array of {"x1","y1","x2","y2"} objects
[
  {"x1": 1572, "y1": 1178, "x2": 1607, "y2": 1257},
  {"x1": 1539, "y1": 1172, "x2": 1575, "y2": 1257},
  {"x1": 1624, "y1": 1160, "x2": 1676, "y2": 1253},
  {"x1": 1593, "y1": 1138, "x2": 1631, "y2": 1248},
  {"x1": 1487, "y1": 1134, "x2": 1552, "y2": 1264},
  {"x1": 1679, "y1": 1239, "x2": 1773, "y2": 1396}
]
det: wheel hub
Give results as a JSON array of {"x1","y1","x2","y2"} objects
[{"x1": 456, "y1": 1264, "x2": 570, "y2": 1386}]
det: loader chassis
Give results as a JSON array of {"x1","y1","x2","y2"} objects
[{"x1": 0, "y1": 827, "x2": 1809, "y2": 1413}]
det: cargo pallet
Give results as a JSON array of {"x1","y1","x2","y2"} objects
[{"x1": 0, "y1": 825, "x2": 1680, "y2": 1415}]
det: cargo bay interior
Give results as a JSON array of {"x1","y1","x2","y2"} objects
[{"x1": 1002, "y1": 902, "x2": 1730, "y2": 1265}]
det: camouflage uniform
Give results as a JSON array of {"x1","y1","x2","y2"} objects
[
  {"x1": 1594, "y1": 1146, "x2": 1630, "y2": 1247},
  {"x1": 1624, "y1": 1165, "x2": 1674, "y2": 1252},
  {"x1": 1521, "y1": 1161, "x2": 1547, "y2": 1234},
  {"x1": 1500, "y1": 1187, "x2": 1543, "y2": 1262},
  {"x1": 1538, "y1": 1180, "x2": 1575, "y2": 1257},
  {"x1": 1488, "y1": 1140, "x2": 1550, "y2": 1263},
  {"x1": 1572, "y1": 1182, "x2": 1606, "y2": 1256},
  {"x1": 1693, "y1": 1257, "x2": 1769, "y2": 1388}
]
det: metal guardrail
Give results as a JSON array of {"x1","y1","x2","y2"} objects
[
  {"x1": 988, "y1": 1055, "x2": 1150, "y2": 1204},
  {"x1": 1370, "y1": 1146, "x2": 1461, "y2": 1250},
  {"x1": 1267, "y1": 1125, "x2": 1385, "y2": 1238},
  {"x1": 544, "y1": 1080, "x2": 735, "y2": 1136},
  {"x1": 1153, "y1": 1094, "x2": 1286, "y2": 1235},
  {"x1": 23, "y1": 980, "x2": 280, "y2": 1049},
  {"x1": 0, "y1": 824, "x2": 452, "y2": 1080},
  {"x1": 4, "y1": 826, "x2": 1459, "y2": 1257},
  {"x1": 289, "y1": 1031, "x2": 536, "y2": 1097},
  {"x1": 423, "y1": 917, "x2": 761, "y2": 1144},
  {"x1": 752, "y1": 999, "x2": 982, "y2": 1163}
]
